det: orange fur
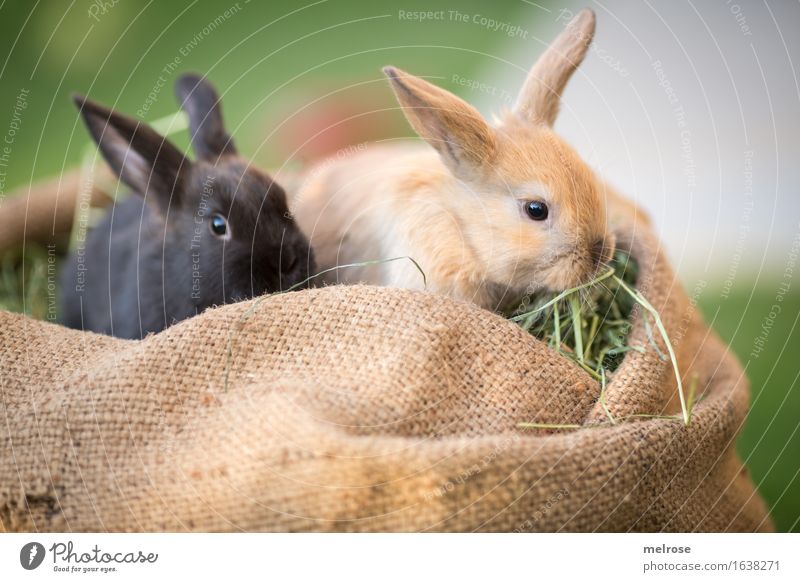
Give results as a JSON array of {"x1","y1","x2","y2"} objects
[{"x1": 293, "y1": 9, "x2": 632, "y2": 312}]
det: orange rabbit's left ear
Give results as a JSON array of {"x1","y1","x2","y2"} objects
[{"x1": 514, "y1": 8, "x2": 596, "y2": 126}]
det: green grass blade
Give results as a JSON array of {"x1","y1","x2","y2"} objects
[
  {"x1": 509, "y1": 267, "x2": 615, "y2": 322},
  {"x1": 612, "y1": 274, "x2": 689, "y2": 425}
]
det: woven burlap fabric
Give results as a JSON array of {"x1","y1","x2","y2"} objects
[{"x1": 0, "y1": 223, "x2": 772, "y2": 532}]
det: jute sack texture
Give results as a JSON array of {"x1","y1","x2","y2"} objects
[{"x1": 0, "y1": 222, "x2": 772, "y2": 532}]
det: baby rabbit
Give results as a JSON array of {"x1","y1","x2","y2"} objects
[
  {"x1": 59, "y1": 74, "x2": 315, "y2": 339},
  {"x1": 293, "y1": 9, "x2": 617, "y2": 311}
]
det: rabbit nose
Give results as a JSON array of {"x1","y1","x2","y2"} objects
[{"x1": 591, "y1": 238, "x2": 615, "y2": 269}]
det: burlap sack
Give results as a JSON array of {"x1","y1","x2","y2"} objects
[{"x1": 0, "y1": 222, "x2": 772, "y2": 532}]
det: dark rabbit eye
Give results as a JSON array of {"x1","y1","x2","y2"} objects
[
  {"x1": 210, "y1": 214, "x2": 229, "y2": 238},
  {"x1": 525, "y1": 200, "x2": 549, "y2": 221}
]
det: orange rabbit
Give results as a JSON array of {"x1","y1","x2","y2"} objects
[{"x1": 294, "y1": 9, "x2": 626, "y2": 311}]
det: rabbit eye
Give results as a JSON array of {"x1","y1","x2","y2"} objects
[
  {"x1": 525, "y1": 200, "x2": 549, "y2": 221},
  {"x1": 210, "y1": 214, "x2": 230, "y2": 238}
]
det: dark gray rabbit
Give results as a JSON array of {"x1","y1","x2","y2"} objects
[{"x1": 59, "y1": 74, "x2": 315, "y2": 339}]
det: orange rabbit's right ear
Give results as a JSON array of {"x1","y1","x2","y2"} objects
[
  {"x1": 514, "y1": 8, "x2": 596, "y2": 126},
  {"x1": 383, "y1": 66, "x2": 496, "y2": 177}
]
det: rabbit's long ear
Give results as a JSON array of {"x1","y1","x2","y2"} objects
[
  {"x1": 514, "y1": 8, "x2": 595, "y2": 126},
  {"x1": 384, "y1": 66, "x2": 495, "y2": 177},
  {"x1": 73, "y1": 95, "x2": 188, "y2": 204},
  {"x1": 175, "y1": 73, "x2": 236, "y2": 160}
]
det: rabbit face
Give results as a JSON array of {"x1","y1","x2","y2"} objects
[
  {"x1": 175, "y1": 159, "x2": 314, "y2": 306},
  {"x1": 474, "y1": 117, "x2": 615, "y2": 294},
  {"x1": 73, "y1": 73, "x2": 315, "y2": 322},
  {"x1": 384, "y1": 9, "x2": 612, "y2": 296}
]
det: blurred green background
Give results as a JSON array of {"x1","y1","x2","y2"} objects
[{"x1": 0, "y1": 0, "x2": 797, "y2": 531}]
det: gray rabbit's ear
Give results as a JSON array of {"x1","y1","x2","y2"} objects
[
  {"x1": 175, "y1": 73, "x2": 236, "y2": 160},
  {"x1": 384, "y1": 66, "x2": 495, "y2": 179},
  {"x1": 73, "y1": 95, "x2": 189, "y2": 207},
  {"x1": 514, "y1": 8, "x2": 595, "y2": 126}
]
